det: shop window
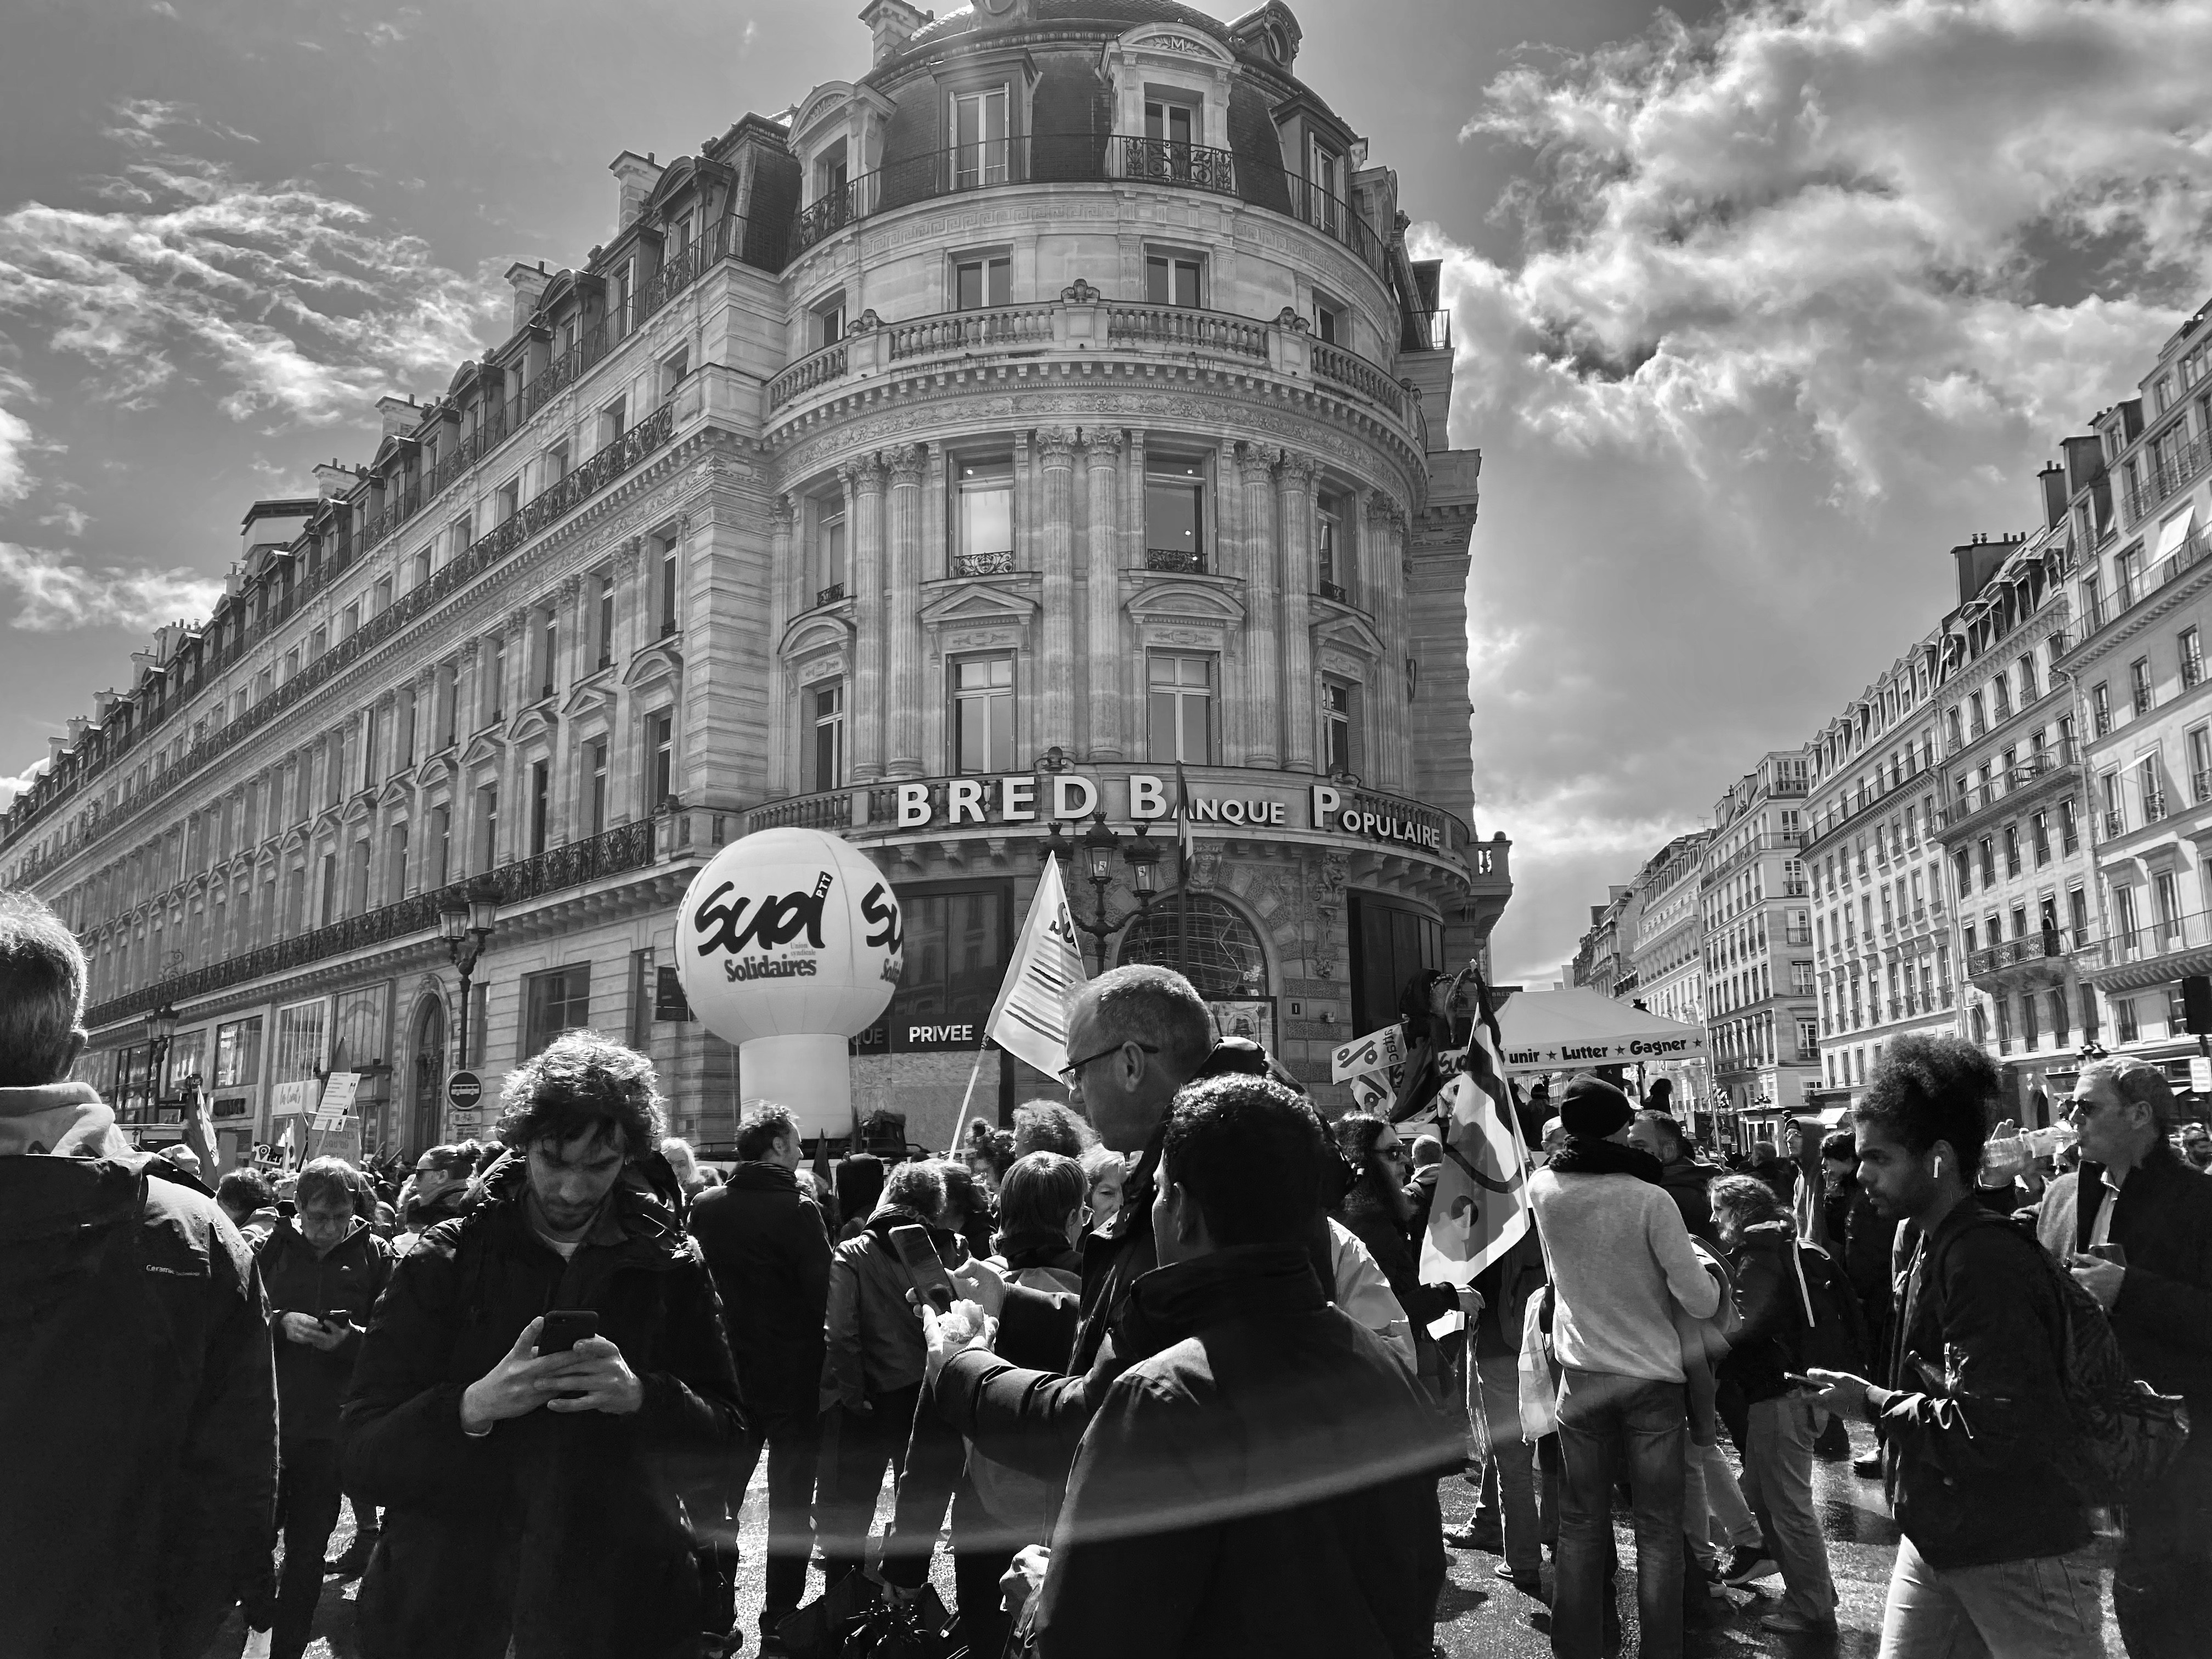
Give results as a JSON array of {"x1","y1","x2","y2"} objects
[
  {"x1": 1117, "y1": 893, "x2": 1267, "y2": 997},
  {"x1": 955, "y1": 456, "x2": 1014, "y2": 576},
  {"x1": 807, "y1": 680, "x2": 847, "y2": 791},
  {"x1": 952, "y1": 654, "x2": 1016, "y2": 774},
  {"x1": 1145, "y1": 251, "x2": 1203, "y2": 309},
  {"x1": 870, "y1": 885, "x2": 1009, "y2": 1045},
  {"x1": 953, "y1": 253, "x2": 1011, "y2": 311},
  {"x1": 522, "y1": 964, "x2": 591, "y2": 1059},
  {"x1": 1147, "y1": 653, "x2": 1213, "y2": 764},
  {"x1": 214, "y1": 1016, "x2": 262, "y2": 1088},
  {"x1": 1347, "y1": 893, "x2": 1444, "y2": 1040}
]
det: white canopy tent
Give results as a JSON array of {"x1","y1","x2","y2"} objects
[{"x1": 1493, "y1": 988, "x2": 1709, "y2": 1076}]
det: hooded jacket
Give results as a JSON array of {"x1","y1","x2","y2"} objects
[
  {"x1": 822, "y1": 1204, "x2": 965, "y2": 1408},
  {"x1": 257, "y1": 1215, "x2": 395, "y2": 1440},
  {"x1": 687, "y1": 1160, "x2": 832, "y2": 1421},
  {"x1": 339, "y1": 1154, "x2": 743, "y2": 1659},
  {"x1": 1717, "y1": 1217, "x2": 1802, "y2": 1404},
  {"x1": 1031, "y1": 1245, "x2": 1458, "y2": 1659},
  {"x1": 0, "y1": 1082, "x2": 277, "y2": 1659}
]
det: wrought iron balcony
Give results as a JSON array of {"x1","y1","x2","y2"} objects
[
  {"x1": 815, "y1": 583, "x2": 847, "y2": 606},
  {"x1": 952, "y1": 551, "x2": 1014, "y2": 578},
  {"x1": 1146, "y1": 548, "x2": 1205, "y2": 573},
  {"x1": 1319, "y1": 580, "x2": 1348, "y2": 602},
  {"x1": 1967, "y1": 929, "x2": 2083, "y2": 978}
]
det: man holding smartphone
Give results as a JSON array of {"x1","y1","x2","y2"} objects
[
  {"x1": 2029, "y1": 1059, "x2": 2212, "y2": 1657},
  {"x1": 341, "y1": 1031, "x2": 742, "y2": 1659},
  {"x1": 247, "y1": 1154, "x2": 394, "y2": 1659}
]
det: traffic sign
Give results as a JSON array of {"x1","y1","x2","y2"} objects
[
  {"x1": 447, "y1": 1070, "x2": 483, "y2": 1110},
  {"x1": 2190, "y1": 1056, "x2": 2211, "y2": 1096}
]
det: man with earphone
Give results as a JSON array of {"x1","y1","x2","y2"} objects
[{"x1": 1800, "y1": 1035, "x2": 2101, "y2": 1659}]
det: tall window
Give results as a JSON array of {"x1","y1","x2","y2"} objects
[
  {"x1": 539, "y1": 611, "x2": 558, "y2": 698},
  {"x1": 814, "y1": 138, "x2": 848, "y2": 206},
  {"x1": 814, "y1": 292, "x2": 845, "y2": 349},
  {"x1": 1144, "y1": 458, "x2": 1205, "y2": 572},
  {"x1": 1307, "y1": 134, "x2": 1345, "y2": 233},
  {"x1": 585, "y1": 740, "x2": 608, "y2": 837},
  {"x1": 646, "y1": 711, "x2": 675, "y2": 809},
  {"x1": 659, "y1": 537, "x2": 680, "y2": 635},
  {"x1": 952, "y1": 655, "x2": 1015, "y2": 774},
  {"x1": 1145, "y1": 252, "x2": 1203, "y2": 308},
  {"x1": 2092, "y1": 681, "x2": 2112, "y2": 735},
  {"x1": 477, "y1": 784, "x2": 499, "y2": 871},
  {"x1": 1314, "y1": 292, "x2": 1346, "y2": 345},
  {"x1": 522, "y1": 964, "x2": 591, "y2": 1059},
  {"x1": 1147, "y1": 654, "x2": 1214, "y2": 764},
  {"x1": 950, "y1": 86, "x2": 1009, "y2": 189},
  {"x1": 955, "y1": 456, "x2": 1014, "y2": 574},
  {"x1": 1991, "y1": 674, "x2": 2011, "y2": 720},
  {"x1": 486, "y1": 636, "x2": 506, "y2": 725},
  {"x1": 429, "y1": 804, "x2": 450, "y2": 888},
  {"x1": 386, "y1": 823, "x2": 408, "y2": 903},
  {"x1": 2185, "y1": 627, "x2": 2205, "y2": 690},
  {"x1": 2132, "y1": 657, "x2": 2154, "y2": 715},
  {"x1": 529, "y1": 759, "x2": 551, "y2": 855},
  {"x1": 598, "y1": 395, "x2": 627, "y2": 450},
  {"x1": 817, "y1": 506, "x2": 848, "y2": 601},
  {"x1": 596, "y1": 575, "x2": 615, "y2": 669},
  {"x1": 1317, "y1": 493, "x2": 1346, "y2": 597},
  {"x1": 1143, "y1": 96, "x2": 1198, "y2": 178},
  {"x1": 1322, "y1": 679, "x2": 1357, "y2": 776},
  {"x1": 2141, "y1": 754, "x2": 2165, "y2": 821},
  {"x1": 953, "y1": 254, "x2": 1010, "y2": 311},
  {"x1": 2018, "y1": 653, "x2": 2039, "y2": 701},
  {"x1": 809, "y1": 681, "x2": 847, "y2": 791},
  {"x1": 659, "y1": 347, "x2": 688, "y2": 403}
]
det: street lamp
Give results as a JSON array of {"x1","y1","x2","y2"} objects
[
  {"x1": 1042, "y1": 812, "x2": 1165, "y2": 949},
  {"x1": 438, "y1": 874, "x2": 501, "y2": 1073},
  {"x1": 144, "y1": 1001, "x2": 179, "y2": 1119}
]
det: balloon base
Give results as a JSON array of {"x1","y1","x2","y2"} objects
[{"x1": 738, "y1": 1033, "x2": 855, "y2": 1141}]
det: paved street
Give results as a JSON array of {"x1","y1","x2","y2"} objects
[{"x1": 202, "y1": 1414, "x2": 2120, "y2": 1658}]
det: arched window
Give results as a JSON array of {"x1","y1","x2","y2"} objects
[{"x1": 1114, "y1": 894, "x2": 1265, "y2": 996}]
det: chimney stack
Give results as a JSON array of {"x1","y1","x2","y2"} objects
[
  {"x1": 860, "y1": 0, "x2": 933, "y2": 65},
  {"x1": 505, "y1": 261, "x2": 553, "y2": 333},
  {"x1": 376, "y1": 394, "x2": 420, "y2": 439},
  {"x1": 312, "y1": 462, "x2": 355, "y2": 500},
  {"x1": 610, "y1": 150, "x2": 665, "y2": 234}
]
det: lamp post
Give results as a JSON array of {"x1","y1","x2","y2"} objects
[
  {"x1": 438, "y1": 874, "x2": 501, "y2": 1075},
  {"x1": 144, "y1": 1001, "x2": 179, "y2": 1123},
  {"x1": 1041, "y1": 811, "x2": 1166, "y2": 954}
]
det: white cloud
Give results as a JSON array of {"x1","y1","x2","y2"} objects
[
  {"x1": 1431, "y1": 0, "x2": 2212, "y2": 980},
  {"x1": 0, "y1": 403, "x2": 30, "y2": 504},
  {"x1": 0, "y1": 541, "x2": 225, "y2": 634},
  {"x1": 0, "y1": 100, "x2": 495, "y2": 427},
  {"x1": 0, "y1": 761, "x2": 47, "y2": 814}
]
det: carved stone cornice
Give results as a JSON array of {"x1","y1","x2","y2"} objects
[
  {"x1": 501, "y1": 607, "x2": 529, "y2": 639},
  {"x1": 556, "y1": 573, "x2": 585, "y2": 603},
  {"x1": 613, "y1": 535, "x2": 644, "y2": 577}
]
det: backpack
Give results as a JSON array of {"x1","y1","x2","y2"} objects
[
  {"x1": 1787, "y1": 1239, "x2": 1870, "y2": 1378},
  {"x1": 2036, "y1": 1250, "x2": 2191, "y2": 1503}
]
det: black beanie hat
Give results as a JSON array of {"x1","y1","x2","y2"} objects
[{"x1": 1560, "y1": 1075, "x2": 1634, "y2": 1139}]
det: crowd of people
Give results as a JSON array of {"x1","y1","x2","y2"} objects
[{"x1": 3, "y1": 879, "x2": 2210, "y2": 1659}]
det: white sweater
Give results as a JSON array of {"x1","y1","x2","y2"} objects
[{"x1": 1528, "y1": 1166, "x2": 1719, "y2": 1383}]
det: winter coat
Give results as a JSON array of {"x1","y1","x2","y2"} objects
[
  {"x1": 1031, "y1": 1244, "x2": 1459, "y2": 1659},
  {"x1": 688, "y1": 1161, "x2": 832, "y2": 1422},
  {"x1": 1717, "y1": 1219, "x2": 1802, "y2": 1404},
  {"x1": 1875, "y1": 1199, "x2": 2089, "y2": 1570},
  {"x1": 1830, "y1": 1176, "x2": 1898, "y2": 1328},
  {"x1": 339, "y1": 1158, "x2": 743, "y2": 1659},
  {"x1": 822, "y1": 1204, "x2": 965, "y2": 1408},
  {"x1": 1338, "y1": 1179, "x2": 1457, "y2": 1331},
  {"x1": 256, "y1": 1216, "x2": 395, "y2": 1441},
  {"x1": 996, "y1": 1229, "x2": 1087, "y2": 1295},
  {"x1": 0, "y1": 1084, "x2": 277, "y2": 1659},
  {"x1": 1657, "y1": 1156, "x2": 1720, "y2": 1246}
]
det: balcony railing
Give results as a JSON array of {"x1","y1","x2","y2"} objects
[
  {"x1": 2104, "y1": 808, "x2": 2126, "y2": 838},
  {"x1": 2080, "y1": 907, "x2": 2212, "y2": 972},
  {"x1": 782, "y1": 133, "x2": 1389, "y2": 274},
  {"x1": 2145, "y1": 789, "x2": 2169, "y2": 822},
  {"x1": 1319, "y1": 580, "x2": 1348, "y2": 602},
  {"x1": 1967, "y1": 929, "x2": 2085, "y2": 977},
  {"x1": 1146, "y1": 548, "x2": 1205, "y2": 573},
  {"x1": 81, "y1": 820, "x2": 657, "y2": 1031},
  {"x1": 2124, "y1": 427, "x2": 2211, "y2": 522},
  {"x1": 1310, "y1": 337, "x2": 1406, "y2": 416},
  {"x1": 1404, "y1": 307, "x2": 1452, "y2": 352},
  {"x1": 951, "y1": 551, "x2": 1014, "y2": 578},
  {"x1": 2075, "y1": 528, "x2": 2212, "y2": 639}
]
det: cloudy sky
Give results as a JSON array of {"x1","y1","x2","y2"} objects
[{"x1": 3, "y1": 0, "x2": 2210, "y2": 984}]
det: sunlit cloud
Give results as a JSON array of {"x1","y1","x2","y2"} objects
[{"x1": 0, "y1": 541, "x2": 225, "y2": 634}]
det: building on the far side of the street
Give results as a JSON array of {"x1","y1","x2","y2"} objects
[
  {"x1": 1624, "y1": 830, "x2": 1712, "y2": 1118},
  {"x1": 1933, "y1": 506, "x2": 2099, "y2": 1127},
  {"x1": 2053, "y1": 297, "x2": 2212, "y2": 1098},
  {"x1": 1570, "y1": 884, "x2": 1638, "y2": 1002},
  {"x1": 1700, "y1": 752, "x2": 1819, "y2": 1147},
  {"x1": 1801, "y1": 623, "x2": 1960, "y2": 1117}
]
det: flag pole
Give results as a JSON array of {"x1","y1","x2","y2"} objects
[{"x1": 949, "y1": 1035, "x2": 991, "y2": 1158}]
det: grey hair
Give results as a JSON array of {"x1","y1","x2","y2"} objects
[
  {"x1": 2080, "y1": 1057, "x2": 2179, "y2": 1135},
  {"x1": 1085, "y1": 963, "x2": 1215, "y2": 1076},
  {"x1": 0, "y1": 892, "x2": 87, "y2": 1087}
]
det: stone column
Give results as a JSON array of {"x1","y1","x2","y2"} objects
[
  {"x1": 1366, "y1": 493, "x2": 1409, "y2": 793},
  {"x1": 496, "y1": 607, "x2": 530, "y2": 862},
  {"x1": 1039, "y1": 427, "x2": 1078, "y2": 749},
  {"x1": 885, "y1": 444, "x2": 926, "y2": 777},
  {"x1": 768, "y1": 495, "x2": 796, "y2": 795},
  {"x1": 608, "y1": 540, "x2": 642, "y2": 820},
  {"x1": 558, "y1": 572, "x2": 587, "y2": 691},
  {"x1": 923, "y1": 446, "x2": 949, "y2": 583},
  {"x1": 848, "y1": 455, "x2": 889, "y2": 781},
  {"x1": 1082, "y1": 428, "x2": 1125, "y2": 760},
  {"x1": 1277, "y1": 455, "x2": 1317, "y2": 772},
  {"x1": 1241, "y1": 445, "x2": 1283, "y2": 768}
]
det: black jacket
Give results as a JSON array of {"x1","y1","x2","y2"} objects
[
  {"x1": 1337, "y1": 1181, "x2": 1455, "y2": 1330},
  {"x1": 0, "y1": 1136, "x2": 276, "y2": 1659},
  {"x1": 1658, "y1": 1157, "x2": 1720, "y2": 1246},
  {"x1": 824, "y1": 1205, "x2": 966, "y2": 1407},
  {"x1": 1874, "y1": 1200, "x2": 2088, "y2": 1570},
  {"x1": 1032, "y1": 1246, "x2": 1456, "y2": 1659},
  {"x1": 1831, "y1": 1178, "x2": 1898, "y2": 1327},
  {"x1": 688, "y1": 1161, "x2": 831, "y2": 1422},
  {"x1": 1718, "y1": 1220, "x2": 1801, "y2": 1404},
  {"x1": 340, "y1": 1159, "x2": 743, "y2": 1659},
  {"x1": 257, "y1": 1217, "x2": 395, "y2": 1441}
]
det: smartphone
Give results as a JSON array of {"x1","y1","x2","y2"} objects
[
  {"x1": 2088, "y1": 1243, "x2": 2128, "y2": 1267},
  {"x1": 322, "y1": 1310, "x2": 354, "y2": 1329},
  {"x1": 535, "y1": 1309, "x2": 599, "y2": 1355},
  {"x1": 1782, "y1": 1371, "x2": 1823, "y2": 1393},
  {"x1": 888, "y1": 1224, "x2": 960, "y2": 1314}
]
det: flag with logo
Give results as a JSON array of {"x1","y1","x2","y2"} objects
[
  {"x1": 1173, "y1": 761, "x2": 1197, "y2": 870},
  {"x1": 1417, "y1": 969, "x2": 1531, "y2": 1298},
  {"x1": 984, "y1": 853, "x2": 1091, "y2": 1077}
]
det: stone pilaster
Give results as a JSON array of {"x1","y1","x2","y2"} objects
[
  {"x1": 768, "y1": 495, "x2": 796, "y2": 794},
  {"x1": 847, "y1": 455, "x2": 889, "y2": 781},
  {"x1": 1038, "y1": 427, "x2": 1079, "y2": 749},
  {"x1": 885, "y1": 444, "x2": 926, "y2": 777},
  {"x1": 1240, "y1": 444, "x2": 1283, "y2": 768},
  {"x1": 1082, "y1": 428, "x2": 1125, "y2": 760},
  {"x1": 1366, "y1": 492, "x2": 1410, "y2": 792},
  {"x1": 1277, "y1": 455, "x2": 1317, "y2": 772}
]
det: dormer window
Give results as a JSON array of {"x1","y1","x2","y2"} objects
[
  {"x1": 1308, "y1": 136, "x2": 1346, "y2": 234},
  {"x1": 950, "y1": 87, "x2": 1009, "y2": 189},
  {"x1": 1145, "y1": 95, "x2": 1198, "y2": 173},
  {"x1": 814, "y1": 139, "x2": 849, "y2": 206}
]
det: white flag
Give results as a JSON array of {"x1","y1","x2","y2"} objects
[
  {"x1": 1418, "y1": 972, "x2": 1532, "y2": 1331},
  {"x1": 985, "y1": 854, "x2": 1090, "y2": 1078}
]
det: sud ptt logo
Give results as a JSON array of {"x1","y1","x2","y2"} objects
[{"x1": 695, "y1": 871, "x2": 832, "y2": 980}]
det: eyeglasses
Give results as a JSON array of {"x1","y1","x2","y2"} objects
[{"x1": 1059, "y1": 1041, "x2": 1159, "y2": 1088}]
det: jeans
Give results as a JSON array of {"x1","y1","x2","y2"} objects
[
  {"x1": 1470, "y1": 1340, "x2": 1544, "y2": 1576},
  {"x1": 251, "y1": 1438, "x2": 343, "y2": 1659},
  {"x1": 1740, "y1": 1397, "x2": 1835, "y2": 1623},
  {"x1": 1553, "y1": 1367, "x2": 1688, "y2": 1659},
  {"x1": 1877, "y1": 1534, "x2": 2103, "y2": 1659},
  {"x1": 1683, "y1": 1439, "x2": 1759, "y2": 1570},
  {"x1": 734, "y1": 1412, "x2": 821, "y2": 1617},
  {"x1": 820, "y1": 1385, "x2": 968, "y2": 1599}
]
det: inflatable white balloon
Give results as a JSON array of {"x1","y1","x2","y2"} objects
[{"x1": 673, "y1": 826, "x2": 904, "y2": 1136}]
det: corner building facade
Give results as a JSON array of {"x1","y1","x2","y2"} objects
[{"x1": 0, "y1": 0, "x2": 1505, "y2": 1160}]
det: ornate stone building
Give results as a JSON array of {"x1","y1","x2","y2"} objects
[{"x1": 0, "y1": 0, "x2": 1505, "y2": 1159}]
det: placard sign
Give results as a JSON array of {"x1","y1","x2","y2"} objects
[
  {"x1": 313, "y1": 1072, "x2": 359, "y2": 1132},
  {"x1": 1331, "y1": 1024, "x2": 1408, "y2": 1083}
]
